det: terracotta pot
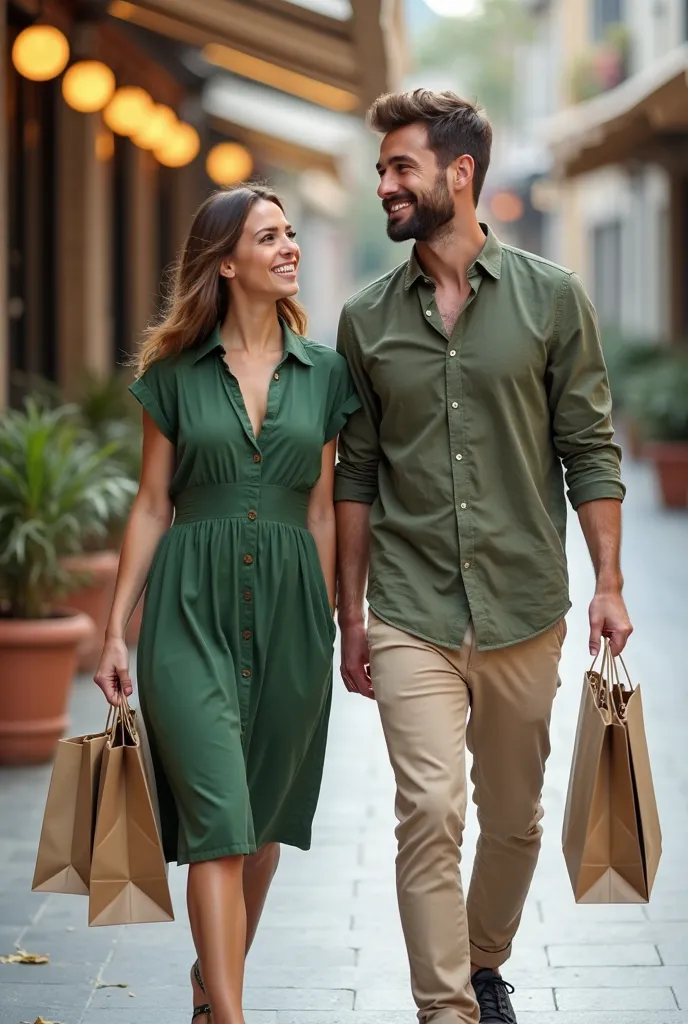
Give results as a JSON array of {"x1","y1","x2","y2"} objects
[
  {"x1": 644, "y1": 442, "x2": 688, "y2": 509},
  {"x1": 61, "y1": 550, "x2": 120, "y2": 673},
  {"x1": 0, "y1": 611, "x2": 94, "y2": 765}
]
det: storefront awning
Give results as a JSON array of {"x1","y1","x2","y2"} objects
[
  {"x1": 203, "y1": 76, "x2": 358, "y2": 180},
  {"x1": 544, "y1": 43, "x2": 688, "y2": 178},
  {"x1": 107, "y1": 0, "x2": 405, "y2": 114}
]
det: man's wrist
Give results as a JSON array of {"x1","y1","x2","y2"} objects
[
  {"x1": 338, "y1": 610, "x2": 366, "y2": 629},
  {"x1": 595, "y1": 571, "x2": 624, "y2": 595}
]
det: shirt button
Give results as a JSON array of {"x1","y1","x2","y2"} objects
[
  {"x1": 248, "y1": 510, "x2": 257, "y2": 520},
  {"x1": 273, "y1": 372, "x2": 280, "y2": 380},
  {"x1": 425, "y1": 309, "x2": 432, "y2": 317},
  {"x1": 243, "y1": 554, "x2": 254, "y2": 565},
  {"x1": 461, "y1": 502, "x2": 467, "y2": 509},
  {"x1": 242, "y1": 629, "x2": 252, "y2": 640},
  {"x1": 452, "y1": 402, "x2": 459, "y2": 409},
  {"x1": 464, "y1": 562, "x2": 471, "y2": 570},
  {"x1": 253, "y1": 454, "x2": 262, "y2": 463},
  {"x1": 243, "y1": 590, "x2": 252, "y2": 602},
  {"x1": 455, "y1": 454, "x2": 463, "y2": 461},
  {"x1": 449, "y1": 350, "x2": 456, "y2": 357},
  {"x1": 241, "y1": 668, "x2": 252, "y2": 678}
]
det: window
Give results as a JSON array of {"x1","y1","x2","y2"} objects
[
  {"x1": 593, "y1": 0, "x2": 622, "y2": 39},
  {"x1": 592, "y1": 220, "x2": 623, "y2": 327}
]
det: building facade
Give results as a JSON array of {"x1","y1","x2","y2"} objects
[
  {"x1": 0, "y1": 0, "x2": 404, "y2": 408},
  {"x1": 540, "y1": 0, "x2": 688, "y2": 344}
]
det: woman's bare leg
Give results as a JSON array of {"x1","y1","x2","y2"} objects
[
  {"x1": 243, "y1": 843, "x2": 281, "y2": 953},
  {"x1": 188, "y1": 855, "x2": 246, "y2": 1024}
]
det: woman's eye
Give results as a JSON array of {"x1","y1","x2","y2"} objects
[
  {"x1": 261, "y1": 234, "x2": 274, "y2": 242},
  {"x1": 287, "y1": 231, "x2": 297, "y2": 240}
]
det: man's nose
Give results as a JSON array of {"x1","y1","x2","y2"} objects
[{"x1": 377, "y1": 173, "x2": 399, "y2": 200}]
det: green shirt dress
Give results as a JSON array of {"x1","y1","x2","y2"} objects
[{"x1": 129, "y1": 321, "x2": 361, "y2": 865}]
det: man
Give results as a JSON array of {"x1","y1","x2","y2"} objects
[{"x1": 334, "y1": 90, "x2": 632, "y2": 1024}]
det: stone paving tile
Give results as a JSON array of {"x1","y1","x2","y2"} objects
[
  {"x1": 555, "y1": 987, "x2": 679, "y2": 1011},
  {"x1": 274, "y1": 1014, "x2": 687, "y2": 1024},
  {"x1": 547, "y1": 943, "x2": 662, "y2": 967}
]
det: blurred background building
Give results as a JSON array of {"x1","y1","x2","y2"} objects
[{"x1": 0, "y1": 0, "x2": 405, "y2": 407}]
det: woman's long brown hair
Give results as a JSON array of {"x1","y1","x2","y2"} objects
[{"x1": 134, "y1": 184, "x2": 308, "y2": 375}]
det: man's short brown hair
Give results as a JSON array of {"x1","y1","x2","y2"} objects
[{"x1": 367, "y1": 89, "x2": 493, "y2": 205}]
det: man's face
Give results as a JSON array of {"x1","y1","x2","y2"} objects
[{"x1": 376, "y1": 123, "x2": 455, "y2": 243}]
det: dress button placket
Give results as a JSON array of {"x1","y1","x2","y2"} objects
[{"x1": 240, "y1": 446, "x2": 261, "y2": 722}]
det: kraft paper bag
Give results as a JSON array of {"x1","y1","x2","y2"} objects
[
  {"x1": 562, "y1": 641, "x2": 662, "y2": 903},
  {"x1": 32, "y1": 717, "x2": 112, "y2": 895},
  {"x1": 89, "y1": 699, "x2": 174, "y2": 927}
]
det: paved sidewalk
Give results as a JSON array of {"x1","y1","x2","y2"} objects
[{"x1": 1, "y1": 456, "x2": 687, "y2": 1024}]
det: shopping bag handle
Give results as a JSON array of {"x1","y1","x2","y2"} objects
[
  {"x1": 589, "y1": 640, "x2": 634, "y2": 692},
  {"x1": 106, "y1": 694, "x2": 138, "y2": 742}
]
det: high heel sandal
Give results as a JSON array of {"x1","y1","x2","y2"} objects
[{"x1": 192, "y1": 959, "x2": 211, "y2": 1021}]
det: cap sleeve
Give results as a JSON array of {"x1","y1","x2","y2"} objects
[
  {"x1": 324, "y1": 353, "x2": 362, "y2": 444},
  {"x1": 128, "y1": 360, "x2": 177, "y2": 443}
]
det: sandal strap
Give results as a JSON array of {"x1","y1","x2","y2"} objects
[
  {"x1": 192, "y1": 1005, "x2": 211, "y2": 1020},
  {"x1": 193, "y1": 959, "x2": 206, "y2": 993}
]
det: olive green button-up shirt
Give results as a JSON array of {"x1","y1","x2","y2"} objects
[{"x1": 334, "y1": 225, "x2": 625, "y2": 651}]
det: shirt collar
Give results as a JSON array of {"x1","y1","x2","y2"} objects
[
  {"x1": 404, "y1": 222, "x2": 503, "y2": 291},
  {"x1": 192, "y1": 319, "x2": 313, "y2": 366}
]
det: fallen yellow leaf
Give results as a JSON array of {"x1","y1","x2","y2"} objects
[
  {"x1": 0, "y1": 948, "x2": 50, "y2": 965},
  {"x1": 19, "y1": 1018, "x2": 63, "y2": 1023}
]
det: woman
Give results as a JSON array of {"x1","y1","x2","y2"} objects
[{"x1": 94, "y1": 184, "x2": 360, "y2": 1024}]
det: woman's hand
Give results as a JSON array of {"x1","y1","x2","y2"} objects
[{"x1": 94, "y1": 636, "x2": 133, "y2": 706}]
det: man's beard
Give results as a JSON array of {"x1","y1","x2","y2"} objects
[{"x1": 385, "y1": 174, "x2": 454, "y2": 243}]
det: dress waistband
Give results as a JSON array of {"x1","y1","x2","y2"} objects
[{"x1": 173, "y1": 484, "x2": 309, "y2": 528}]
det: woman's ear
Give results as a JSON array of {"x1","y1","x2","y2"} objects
[{"x1": 219, "y1": 258, "x2": 235, "y2": 280}]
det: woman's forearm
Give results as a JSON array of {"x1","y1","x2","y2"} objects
[
  {"x1": 106, "y1": 497, "x2": 172, "y2": 639},
  {"x1": 308, "y1": 511, "x2": 337, "y2": 612}
]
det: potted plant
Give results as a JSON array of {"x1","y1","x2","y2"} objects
[
  {"x1": 628, "y1": 351, "x2": 688, "y2": 509},
  {"x1": 0, "y1": 399, "x2": 135, "y2": 765},
  {"x1": 65, "y1": 372, "x2": 142, "y2": 665},
  {"x1": 602, "y1": 330, "x2": 668, "y2": 460}
]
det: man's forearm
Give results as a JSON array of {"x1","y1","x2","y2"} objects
[
  {"x1": 335, "y1": 501, "x2": 371, "y2": 627},
  {"x1": 577, "y1": 498, "x2": 623, "y2": 593}
]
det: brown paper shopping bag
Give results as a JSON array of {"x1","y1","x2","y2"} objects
[
  {"x1": 32, "y1": 714, "x2": 112, "y2": 895},
  {"x1": 88, "y1": 698, "x2": 174, "y2": 927},
  {"x1": 562, "y1": 640, "x2": 662, "y2": 903}
]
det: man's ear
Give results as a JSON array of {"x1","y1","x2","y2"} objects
[{"x1": 452, "y1": 154, "x2": 475, "y2": 195}]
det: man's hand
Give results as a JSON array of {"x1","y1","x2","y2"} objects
[
  {"x1": 589, "y1": 589, "x2": 633, "y2": 657},
  {"x1": 340, "y1": 620, "x2": 374, "y2": 699}
]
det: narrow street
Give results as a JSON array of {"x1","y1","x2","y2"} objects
[{"x1": 1, "y1": 454, "x2": 687, "y2": 1024}]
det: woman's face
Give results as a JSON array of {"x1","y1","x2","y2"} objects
[{"x1": 221, "y1": 198, "x2": 300, "y2": 301}]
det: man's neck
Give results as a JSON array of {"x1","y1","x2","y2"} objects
[{"x1": 415, "y1": 215, "x2": 487, "y2": 290}]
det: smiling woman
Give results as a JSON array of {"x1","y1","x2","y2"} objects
[{"x1": 92, "y1": 181, "x2": 361, "y2": 1024}]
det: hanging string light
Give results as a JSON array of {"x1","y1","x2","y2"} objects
[
  {"x1": 206, "y1": 142, "x2": 254, "y2": 186},
  {"x1": 103, "y1": 86, "x2": 154, "y2": 136},
  {"x1": 154, "y1": 122, "x2": 200, "y2": 168},
  {"x1": 62, "y1": 60, "x2": 116, "y2": 113},
  {"x1": 12, "y1": 24, "x2": 70, "y2": 82}
]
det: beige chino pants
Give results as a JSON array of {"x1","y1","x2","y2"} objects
[{"x1": 367, "y1": 612, "x2": 566, "y2": 1024}]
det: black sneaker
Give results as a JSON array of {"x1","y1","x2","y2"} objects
[{"x1": 471, "y1": 968, "x2": 517, "y2": 1023}]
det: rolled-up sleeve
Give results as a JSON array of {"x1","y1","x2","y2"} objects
[
  {"x1": 547, "y1": 273, "x2": 625, "y2": 509},
  {"x1": 333, "y1": 306, "x2": 381, "y2": 505}
]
